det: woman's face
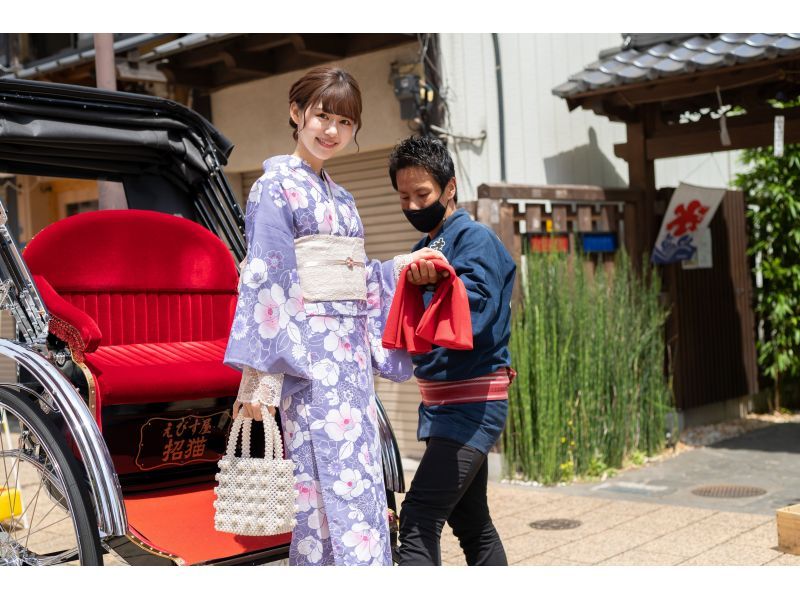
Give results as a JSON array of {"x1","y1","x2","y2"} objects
[{"x1": 291, "y1": 101, "x2": 356, "y2": 167}]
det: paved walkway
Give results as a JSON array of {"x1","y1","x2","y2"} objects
[
  {"x1": 548, "y1": 422, "x2": 800, "y2": 516},
  {"x1": 422, "y1": 420, "x2": 800, "y2": 565},
  {"x1": 426, "y1": 482, "x2": 799, "y2": 565}
]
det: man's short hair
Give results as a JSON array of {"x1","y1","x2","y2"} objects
[{"x1": 388, "y1": 136, "x2": 458, "y2": 202}]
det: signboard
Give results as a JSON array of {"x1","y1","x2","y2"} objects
[
  {"x1": 135, "y1": 411, "x2": 231, "y2": 471},
  {"x1": 681, "y1": 228, "x2": 713, "y2": 270},
  {"x1": 652, "y1": 183, "x2": 725, "y2": 265}
]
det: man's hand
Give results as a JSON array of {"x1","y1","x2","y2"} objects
[{"x1": 406, "y1": 248, "x2": 450, "y2": 286}]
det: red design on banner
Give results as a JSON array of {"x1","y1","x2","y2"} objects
[{"x1": 666, "y1": 200, "x2": 709, "y2": 236}]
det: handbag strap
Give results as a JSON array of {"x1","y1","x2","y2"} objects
[
  {"x1": 225, "y1": 414, "x2": 254, "y2": 458},
  {"x1": 259, "y1": 404, "x2": 286, "y2": 461},
  {"x1": 225, "y1": 406, "x2": 285, "y2": 461}
]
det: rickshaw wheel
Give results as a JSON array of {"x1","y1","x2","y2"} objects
[{"x1": 0, "y1": 387, "x2": 103, "y2": 566}]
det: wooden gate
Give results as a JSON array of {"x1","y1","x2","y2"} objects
[
  {"x1": 476, "y1": 183, "x2": 758, "y2": 412},
  {"x1": 662, "y1": 189, "x2": 759, "y2": 409}
]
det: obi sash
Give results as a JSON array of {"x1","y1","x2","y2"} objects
[
  {"x1": 294, "y1": 235, "x2": 367, "y2": 302},
  {"x1": 417, "y1": 367, "x2": 516, "y2": 406}
]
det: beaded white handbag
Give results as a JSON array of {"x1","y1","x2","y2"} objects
[{"x1": 213, "y1": 405, "x2": 298, "y2": 536}]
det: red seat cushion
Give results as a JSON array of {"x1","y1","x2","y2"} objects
[
  {"x1": 84, "y1": 339, "x2": 241, "y2": 405},
  {"x1": 124, "y1": 482, "x2": 290, "y2": 565}
]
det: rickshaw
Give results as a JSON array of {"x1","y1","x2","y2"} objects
[{"x1": 0, "y1": 78, "x2": 405, "y2": 565}]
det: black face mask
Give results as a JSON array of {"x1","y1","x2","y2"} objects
[{"x1": 403, "y1": 188, "x2": 449, "y2": 233}]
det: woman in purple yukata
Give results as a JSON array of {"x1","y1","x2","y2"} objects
[{"x1": 223, "y1": 66, "x2": 444, "y2": 566}]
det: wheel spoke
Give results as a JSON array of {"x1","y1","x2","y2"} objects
[
  {"x1": 0, "y1": 403, "x2": 85, "y2": 566},
  {"x1": 7, "y1": 423, "x2": 24, "y2": 535},
  {"x1": 23, "y1": 462, "x2": 45, "y2": 549},
  {"x1": 16, "y1": 494, "x2": 63, "y2": 537},
  {"x1": 0, "y1": 417, "x2": 15, "y2": 529},
  {"x1": 17, "y1": 513, "x2": 71, "y2": 538},
  {"x1": 36, "y1": 547, "x2": 79, "y2": 566}
]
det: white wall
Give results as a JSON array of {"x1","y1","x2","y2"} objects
[
  {"x1": 655, "y1": 151, "x2": 742, "y2": 190},
  {"x1": 211, "y1": 42, "x2": 420, "y2": 174},
  {"x1": 439, "y1": 33, "x2": 741, "y2": 199}
]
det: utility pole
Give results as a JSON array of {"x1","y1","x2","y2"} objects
[{"x1": 93, "y1": 33, "x2": 127, "y2": 210}]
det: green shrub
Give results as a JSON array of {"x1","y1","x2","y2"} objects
[{"x1": 502, "y1": 249, "x2": 673, "y2": 484}]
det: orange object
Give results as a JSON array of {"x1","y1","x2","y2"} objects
[
  {"x1": 123, "y1": 482, "x2": 291, "y2": 565},
  {"x1": 530, "y1": 234, "x2": 569, "y2": 253}
]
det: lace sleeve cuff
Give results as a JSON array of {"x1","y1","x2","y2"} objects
[
  {"x1": 392, "y1": 253, "x2": 414, "y2": 284},
  {"x1": 236, "y1": 366, "x2": 283, "y2": 408}
]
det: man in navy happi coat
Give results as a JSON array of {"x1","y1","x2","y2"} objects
[{"x1": 388, "y1": 136, "x2": 516, "y2": 566}]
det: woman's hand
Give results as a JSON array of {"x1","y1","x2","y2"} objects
[
  {"x1": 406, "y1": 248, "x2": 450, "y2": 286},
  {"x1": 233, "y1": 400, "x2": 275, "y2": 421}
]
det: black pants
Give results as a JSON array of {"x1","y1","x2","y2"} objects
[{"x1": 398, "y1": 436, "x2": 508, "y2": 566}]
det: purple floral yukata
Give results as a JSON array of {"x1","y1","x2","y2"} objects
[{"x1": 224, "y1": 155, "x2": 412, "y2": 566}]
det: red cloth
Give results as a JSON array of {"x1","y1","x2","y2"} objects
[
  {"x1": 382, "y1": 258, "x2": 473, "y2": 354},
  {"x1": 33, "y1": 274, "x2": 103, "y2": 356}
]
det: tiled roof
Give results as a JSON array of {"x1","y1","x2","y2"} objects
[{"x1": 553, "y1": 33, "x2": 800, "y2": 98}]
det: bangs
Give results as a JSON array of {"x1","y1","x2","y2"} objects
[{"x1": 310, "y1": 82, "x2": 362, "y2": 127}]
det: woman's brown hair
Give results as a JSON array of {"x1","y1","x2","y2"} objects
[{"x1": 288, "y1": 66, "x2": 363, "y2": 146}]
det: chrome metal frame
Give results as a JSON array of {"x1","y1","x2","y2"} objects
[
  {"x1": 0, "y1": 202, "x2": 49, "y2": 345},
  {"x1": 0, "y1": 340, "x2": 127, "y2": 538}
]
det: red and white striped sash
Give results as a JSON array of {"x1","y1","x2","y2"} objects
[{"x1": 417, "y1": 367, "x2": 516, "y2": 406}]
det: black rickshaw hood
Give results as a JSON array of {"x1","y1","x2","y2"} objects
[
  {"x1": 0, "y1": 78, "x2": 245, "y2": 260},
  {"x1": 0, "y1": 78, "x2": 233, "y2": 182}
]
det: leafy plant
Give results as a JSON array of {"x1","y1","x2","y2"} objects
[
  {"x1": 734, "y1": 141, "x2": 800, "y2": 410},
  {"x1": 502, "y1": 248, "x2": 672, "y2": 484}
]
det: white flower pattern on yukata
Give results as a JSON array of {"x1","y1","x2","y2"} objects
[{"x1": 342, "y1": 522, "x2": 383, "y2": 563}]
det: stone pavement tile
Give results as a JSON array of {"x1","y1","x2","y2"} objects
[
  {"x1": 613, "y1": 505, "x2": 714, "y2": 537},
  {"x1": 637, "y1": 522, "x2": 740, "y2": 558},
  {"x1": 538, "y1": 495, "x2": 614, "y2": 513},
  {"x1": 516, "y1": 554, "x2": 585, "y2": 565},
  {"x1": 542, "y1": 529, "x2": 653, "y2": 564},
  {"x1": 503, "y1": 530, "x2": 577, "y2": 564},
  {"x1": 680, "y1": 543, "x2": 782, "y2": 566},
  {"x1": 487, "y1": 496, "x2": 554, "y2": 519},
  {"x1": 542, "y1": 513, "x2": 643, "y2": 542},
  {"x1": 729, "y1": 521, "x2": 778, "y2": 548},
  {"x1": 443, "y1": 552, "x2": 467, "y2": 566},
  {"x1": 600, "y1": 549, "x2": 685, "y2": 566},
  {"x1": 701, "y1": 511, "x2": 772, "y2": 530},
  {"x1": 765, "y1": 553, "x2": 800, "y2": 565},
  {"x1": 513, "y1": 497, "x2": 614, "y2": 524},
  {"x1": 491, "y1": 485, "x2": 558, "y2": 504},
  {"x1": 440, "y1": 529, "x2": 462, "y2": 555},
  {"x1": 588, "y1": 499, "x2": 664, "y2": 519},
  {"x1": 488, "y1": 487, "x2": 558, "y2": 518},
  {"x1": 493, "y1": 512, "x2": 541, "y2": 540}
]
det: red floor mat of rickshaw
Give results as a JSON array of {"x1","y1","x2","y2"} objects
[{"x1": 123, "y1": 482, "x2": 291, "y2": 565}]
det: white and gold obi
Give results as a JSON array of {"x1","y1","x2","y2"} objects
[
  {"x1": 293, "y1": 234, "x2": 367, "y2": 302},
  {"x1": 235, "y1": 240, "x2": 414, "y2": 407}
]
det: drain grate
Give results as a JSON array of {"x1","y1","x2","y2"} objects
[
  {"x1": 691, "y1": 485, "x2": 767, "y2": 499},
  {"x1": 529, "y1": 518, "x2": 582, "y2": 530}
]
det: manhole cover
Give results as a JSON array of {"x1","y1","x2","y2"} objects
[
  {"x1": 691, "y1": 485, "x2": 767, "y2": 499},
  {"x1": 529, "y1": 518, "x2": 582, "y2": 530}
]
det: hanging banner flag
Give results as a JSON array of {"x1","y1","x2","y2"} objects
[{"x1": 652, "y1": 183, "x2": 725, "y2": 265}]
